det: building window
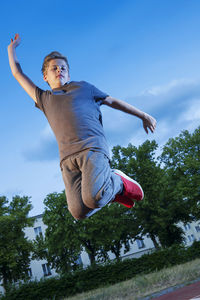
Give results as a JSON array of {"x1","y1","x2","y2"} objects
[
  {"x1": 184, "y1": 224, "x2": 191, "y2": 231},
  {"x1": 42, "y1": 264, "x2": 51, "y2": 277},
  {"x1": 136, "y1": 239, "x2": 145, "y2": 249},
  {"x1": 182, "y1": 239, "x2": 187, "y2": 245},
  {"x1": 27, "y1": 268, "x2": 32, "y2": 278},
  {"x1": 188, "y1": 234, "x2": 195, "y2": 242},
  {"x1": 34, "y1": 226, "x2": 42, "y2": 237},
  {"x1": 76, "y1": 255, "x2": 83, "y2": 265},
  {"x1": 195, "y1": 226, "x2": 200, "y2": 232}
]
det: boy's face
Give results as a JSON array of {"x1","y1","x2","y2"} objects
[{"x1": 43, "y1": 59, "x2": 70, "y2": 89}]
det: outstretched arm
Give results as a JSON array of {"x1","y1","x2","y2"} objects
[
  {"x1": 7, "y1": 34, "x2": 37, "y2": 103},
  {"x1": 102, "y1": 96, "x2": 156, "y2": 134}
]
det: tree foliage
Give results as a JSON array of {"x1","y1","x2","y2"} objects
[
  {"x1": 160, "y1": 127, "x2": 200, "y2": 219},
  {"x1": 33, "y1": 192, "x2": 82, "y2": 274},
  {"x1": 111, "y1": 140, "x2": 192, "y2": 248},
  {"x1": 77, "y1": 203, "x2": 140, "y2": 263},
  {"x1": 35, "y1": 191, "x2": 141, "y2": 273},
  {"x1": 0, "y1": 195, "x2": 33, "y2": 291}
]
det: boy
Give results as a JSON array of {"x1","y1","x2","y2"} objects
[{"x1": 8, "y1": 34, "x2": 156, "y2": 220}]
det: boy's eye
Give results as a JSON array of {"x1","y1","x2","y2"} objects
[{"x1": 51, "y1": 66, "x2": 66, "y2": 71}]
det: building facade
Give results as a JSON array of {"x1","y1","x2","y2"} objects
[
  {"x1": 23, "y1": 214, "x2": 156, "y2": 280},
  {"x1": 23, "y1": 215, "x2": 200, "y2": 282}
]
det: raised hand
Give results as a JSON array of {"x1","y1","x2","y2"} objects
[
  {"x1": 7, "y1": 33, "x2": 37, "y2": 102},
  {"x1": 142, "y1": 113, "x2": 157, "y2": 134},
  {"x1": 8, "y1": 33, "x2": 21, "y2": 49}
]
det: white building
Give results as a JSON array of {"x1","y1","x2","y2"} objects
[
  {"x1": 179, "y1": 220, "x2": 200, "y2": 245},
  {"x1": 23, "y1": 214, "x2": 155, "y2": 280},
  {"x1": 24, "y1": 215, "x2": 200, "y2": 281},
  {"x1": 24, "y1": 214, "x2": 57, "y2": 280}
]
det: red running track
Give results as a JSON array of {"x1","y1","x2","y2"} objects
[{"x1": 154, "y1": 281, "x2": 200, "y2": 300}]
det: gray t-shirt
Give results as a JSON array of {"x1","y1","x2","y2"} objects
[{"x1": 35, "y1": 81, "x2": 110, "y2": 163}]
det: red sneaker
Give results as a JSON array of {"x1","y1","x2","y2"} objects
[
  {"x1": 113, "y1": 194, "x2": 135, "y2": 208},
  {"x1": 115, "y1": 170, "x2": 144, "y2": 201}
]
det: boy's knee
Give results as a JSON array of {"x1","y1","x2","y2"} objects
[
  {"x1": 83, "y1": 186, "x2": 110, "y2": 209},
  {"x1": 82, "y1": 189, "x2": 103, "y2": 209},
  {"x1": 83, "y1": 197, "x2": 99, "y2": 209}
]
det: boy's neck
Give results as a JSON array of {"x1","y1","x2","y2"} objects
[{"x1": 51, "y1": 81, "x2": 69, "y2": 90}]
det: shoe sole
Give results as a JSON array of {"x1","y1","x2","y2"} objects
[{"x1": 114, "y1": 169, "x2": 144, "y2": 200}]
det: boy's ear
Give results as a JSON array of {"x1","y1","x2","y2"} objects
[{"x1": 43, "y1": 74, "x2": 48, "y2": 82}]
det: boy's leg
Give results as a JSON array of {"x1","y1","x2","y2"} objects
[
  {"x1": 61, "y1": 150, "x2": 143, "y2": 219},
  {"x1": 61, "y1": 156, "x2": 94, "y2": 220},
  {"x1": 79, "y1": 150, "x2": 123, "y2": 210}
]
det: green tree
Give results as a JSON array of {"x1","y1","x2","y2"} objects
[
  {"x1": 35, "y1": 191, "x2": 139, "y2": 271},
  {"x1": 0, "y1": 195, "x2": 33, "y2": 292},
  {"x1": 75, "y1": 211, "x2": 109, "y2": 265},
  {"x1": 77, "y1": 203, "x2": 139, "y2": 263},
  {"x1": 94, "y1": 203, "x2": 139, "y2": 260},
  {"x1": 111, "y1": 141, "x2": 192, "y2": 248},
  {"x1": 160, "y1": 127, "x2": 200, "y2": 220},
  {"x1": 33, "y1": 191, "x2": 82, "y2": 274}
]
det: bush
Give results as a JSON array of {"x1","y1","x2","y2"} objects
[{"x1": 1, "y1": 241, "x2": 200, "y2": 300}]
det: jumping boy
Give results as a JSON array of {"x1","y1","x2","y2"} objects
[{"x1": 8, "y1": 34, "x2": 156, "y2": 220}]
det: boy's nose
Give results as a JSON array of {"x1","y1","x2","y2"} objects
[{"x1": 56, "y1": 66, "x2": 62, "y2": 73}]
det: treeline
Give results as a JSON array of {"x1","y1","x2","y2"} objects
[{"x1": 0, "y1": 127, "x2": 200, "y2": 293}]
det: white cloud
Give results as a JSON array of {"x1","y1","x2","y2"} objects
[
  {"x1": 23, "y1": 124, "x2": 58, "y2": 161},
  {"x1": 181, "y1": 99, "x2": 200, "y2": 121},
  {"x1": 178, "y1": 99, "x2": 200, "y2": 133},
  {"x1": 128, "y1": 78, "x2": 200, "y2": 116},
  {"x1": 40, "y1": 124, "x2": 55, "y2": 139},
  {"x1": 104, "y1": 78, "x2": 200, "y2": 152},
  {"x1": 141, "y1": 79, "x2": 197, "y2": 97}
]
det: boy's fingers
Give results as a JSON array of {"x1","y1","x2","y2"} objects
[
  {"x1": 150, "y1": 120, "x2": 156, "y2": 131},
  {"x1": 143, "y1": 124, "x2": 148, "y2": 134},
  {"x1": 150, "y1": 124, "x2": 155, "y2": 132},
  {"x1": 14, "y1": 33, "x2": 19, "y2": 40}
]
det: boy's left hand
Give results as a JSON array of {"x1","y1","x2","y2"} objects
[
  {"x1": 8, "y1": 33, "x2": 21, "y2": 49},
  {"x1": 142, "y1": 113, "x2": 156, "y2": 134}
]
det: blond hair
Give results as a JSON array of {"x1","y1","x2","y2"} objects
[{"x1": 41, "y1": 51, "x2": 70, "y2": 75}]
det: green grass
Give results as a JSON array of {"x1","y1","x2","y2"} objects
[{"x1": 65, "y1": 258, "x2": 200, "y2": 300}]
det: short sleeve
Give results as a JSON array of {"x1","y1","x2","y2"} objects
[
  {"x1": 91, "y1": 84, "x2": 109, "y2": 105},
  {"x1": 35, "y1": 87, "x2": 47, "y2": 112}
]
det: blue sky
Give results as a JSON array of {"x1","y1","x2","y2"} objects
[{"x1": 1, "y1": 0, "x2": 200, "y2": 216}]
